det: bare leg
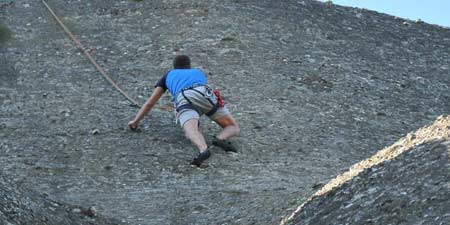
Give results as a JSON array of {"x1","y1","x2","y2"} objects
[
  {"x1": 182, "y1": 119, "x2": 208, "y2": 152},
  {"x1": 213, "y1": 115, "x2": 240, "y2": 140}
]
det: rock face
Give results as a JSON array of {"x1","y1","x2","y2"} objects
[
  {"x1": 1, "y1": 0, "x2": 450, "y2": 224},
  {"x1": 288, "y1": 141, "x2": 450, "y2": 225},
  {"x1": 284, "y1": 116, "x2": 450, "y2": 225},
  {"x1": 0, "y1": 173, "x2": 124, "y2": 225}
]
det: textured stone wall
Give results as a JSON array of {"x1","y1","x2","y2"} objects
[
  {"x1": 284, "y1": 116, "x2": 450, "y2": 225},
  {"x1": 1, "y1": 0, "x2": 450, "y2": 224},
  {"x1": 0, "y1": 173, "x2": 123, "y2": 225}
]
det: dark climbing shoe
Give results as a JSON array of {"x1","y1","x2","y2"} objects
[
  {"x1": 212, "y1": 137, "x2": 237, "y2": 152},
  {"x1": 190, "y1": 149, "x2": 211, "y2": 167}
]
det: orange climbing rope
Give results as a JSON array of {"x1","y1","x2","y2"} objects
[{"x1": 42, "y1": 0, "x2": 173, "y2": 111}]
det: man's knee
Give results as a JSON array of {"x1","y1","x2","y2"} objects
[
  {"x1": 234, "y1": 123, "x2": 241, "y2": 134},
  {"x1": 214, "y1": 115, "x2": 237, "y2": 128},
  {"x1": 182, "y1": 119, "x2": 199, "y2": 132}
]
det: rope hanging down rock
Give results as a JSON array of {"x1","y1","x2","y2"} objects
[{"x1": 42, "y1": 0, "x2": 172, "y2": 110}]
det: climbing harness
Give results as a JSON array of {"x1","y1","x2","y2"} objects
[
  {"x1": 176, "y1": 85, "x2": 222, "y2": 116},
  {"x1": 42, "y1": 0, "x2": 172, "y2": 111},
  {"x1": 213, "y1": 89, "x2": 225, "y2": 108}
]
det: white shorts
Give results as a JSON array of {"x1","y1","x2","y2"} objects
[{"x1": 175, "y1": 86, "x2": 230, "y2": 127}]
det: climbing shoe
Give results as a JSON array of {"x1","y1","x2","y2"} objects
[
  {"x1": 212, "y1": 137, "x2": 237, "y2": 152},
  {"x1": 190, "y1": 149, "x2": 211, "y2": 167}
]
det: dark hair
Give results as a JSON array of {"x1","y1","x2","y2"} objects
[{"x1": 173, "y1": 55, "x2": 191, "y2": 69}]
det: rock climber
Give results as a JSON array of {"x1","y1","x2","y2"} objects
[{"x1": 128, "y1": 55, "x2": 240, "y2": 167}]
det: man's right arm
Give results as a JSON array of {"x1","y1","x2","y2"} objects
[{"x1": 128, "y1": 86, "x2": 165, "y2": 130}]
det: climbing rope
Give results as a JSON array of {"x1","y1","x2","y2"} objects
[{"x1": 42, "y1": 0, "x2": 173, "y2": 111}]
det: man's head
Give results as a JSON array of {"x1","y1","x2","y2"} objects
[{"x1": 173, "y1": 55, "x2": 191, "y2": 69}]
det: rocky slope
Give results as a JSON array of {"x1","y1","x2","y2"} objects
[
  {"x1": 0, "y1": 173, "x2": 124, "y2": 225},
  {"x1": 1, "y1": 0, "x2": 450, "y2": 224},
  {"x1": 283, "y1": 116, "x2": 450, "y2": 225}
]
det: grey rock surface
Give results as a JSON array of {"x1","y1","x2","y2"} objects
[
  {"x1": 1, "y1": 0, "x2": 450, "y2": 224},
  {"x1": 282, "y1": 116, "x2": 450, "y2": 225},
  {"x1": 287, "y1": 139, "x2": 450, "y2": 225},
  {"x1": 0, "y1": 173, "x2": 124, "y2": 225}
]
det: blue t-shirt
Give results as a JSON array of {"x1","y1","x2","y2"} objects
[{"x1": 155, "y1": 69, "x2": 207, "y2": 96}]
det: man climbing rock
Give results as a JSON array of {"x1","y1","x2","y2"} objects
[{"x1": 128, "y1": 55, "x2": 240, "y2": 167}]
